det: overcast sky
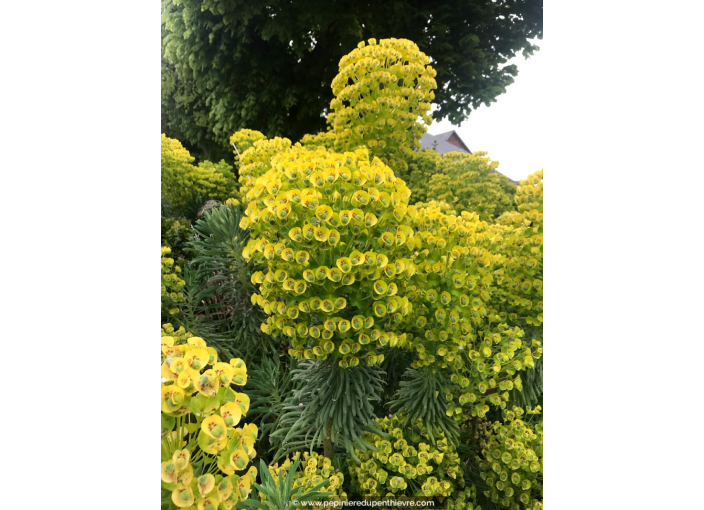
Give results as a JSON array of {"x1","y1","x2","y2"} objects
[{"x1": 429, "y1": 39, "x2": 545, "y2": 182}]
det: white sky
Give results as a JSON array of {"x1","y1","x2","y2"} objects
[{"x1": 428, "y1": 39, "x2": 545, "y2": 182}]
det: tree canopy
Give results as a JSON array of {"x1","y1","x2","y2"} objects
[{"x1": 161, "y1": 0, "x2": 542, "y2": 162}]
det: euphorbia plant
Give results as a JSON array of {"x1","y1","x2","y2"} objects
[
  {"x1": 161, "y1": 325, "x2": 259, "y2": 509},
  {"x1": 241, "y1": 145, "x2": 418, "y2": 368}
]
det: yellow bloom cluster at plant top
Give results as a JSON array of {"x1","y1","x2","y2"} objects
[
  {"x1": 162, "y1": 246, "x2": 185, "y2": 316},
  {"x1": 242, "y1": 145, "x2": 417, "y2": 368},
  {"x1": 161, "y1": 134, "x2": 238, "y2": 207},
  {"x1": 327, "y1": 38, "x2": 437, "y2": 174},
  {"x1": 161, "y1": 325, "x2": 258, "y2": 509},
  {"x1": 478, "y1": 407, "x2": 543, "y2": 510},
  {"x1": 351, "y1": 415, "x2": 461, "y2": 498},
  {"x1": 269, "y1": 452, "x2": 347, "y2": 502}
]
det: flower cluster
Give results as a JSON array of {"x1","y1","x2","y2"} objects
[
  {"x1": 426, "y1": 152, "x2": 517, "y2": 222},
  {"x1": 241, "y1": 146, "x2": 417, "y2": 367},
  {"x1": 230, "y1": 129, "x2": 267, "y2": 160},
  {"x1": 445, "y1": 484, "x2": 482, "y2": 510},
  {"x1": 299, "y1": 131, "x2": 338, "y2": 150},
  {"x1": 327, "y1": 38, "x2": 437, "y2": 174},
  {"x1": 161, "y1": 329, "x2": 259, "y2": 508},
  {"x1": 397, "y1": 149, "x2": 441, "y2": 204},
  {"x1": 161, "y1": 134, "x2": 238, "y2": 207},
  {"x1": 237, "y1": 136, "x2": 293, "y2": 199},
  {"x1": 401, "y1": 203, "x2": 499, "y2": 370},
  {"x1": 478, "y1": 407, "x2": 543, "y2": 510},
  {"x1": 490, "y1": 170, "x2": 543, "y2": 328},
  {"x1": 162, "y1": 246, "x2": 186, "y2": 316},
  {"x1": 269, "y1": 452, "x2": 347, "y2": 502},
  {"x1": 351, "y1": 415, "x2": 461, "y2": 499}
]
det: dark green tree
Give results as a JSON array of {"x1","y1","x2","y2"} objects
[{"x1": 161, "y1": 0, "x2": 542, "y2": 162}]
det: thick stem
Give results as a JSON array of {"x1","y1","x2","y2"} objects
[{"x1": 323, "y1": 421, "x2": 333, "y2": 459}]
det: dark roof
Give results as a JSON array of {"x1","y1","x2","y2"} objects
[{"x1": 420, "y1": 130, "x2": 472, "y2": 154}]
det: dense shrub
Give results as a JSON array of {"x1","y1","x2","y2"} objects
[
  {"x1": 161, "y1": 134, "x2": 238, "y2": 207},
  {"x1": 160, "y1": 326, "x2": 259, "y2": 509},
  {"x1": 160, "y1": 35, "x2": 544, "y2": 509}
]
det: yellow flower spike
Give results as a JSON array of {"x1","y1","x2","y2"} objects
[
  {"x1": 197, "y1": 474, "x2": 216, "y2": 497},
  {"x1": 172, "y1": 486, "x2": 195, "y2": 508}
]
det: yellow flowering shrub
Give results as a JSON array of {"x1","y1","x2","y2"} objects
[
  {"x1": 299, "y1": 131, "x2": 338, "y2": 150},
  {"x1": 230, "y1": 129, "x2": 267, "y2": 160},
  {"x1": 161, "y1": 134, "x2": 238, "y2": 207},
  {"x1": 397, "y1": 204, "x2": 540, "y2": 420},
  {"x1": 445, "y1": 485, "x2": 482, "y2": 510},
  {"x1": 478, "y1": 407, "x2": 543, "y2": 510},
  {"x1": 161, "y1": 326, "x2": 259, "y2": 509},
  {"x1": 426, "y1": 152, "x2": 517, "y2": 221},
  {"x1": 327, "y1": 38, "x2": 437, "y2": 174},
  {"x1": 162, "y1": 246, "x2": 186, "y2": 316},
  {"x1": 490, "y1": 170, "x2": 543, "y2": 328},
  {"x1": 410, "y1": 199, "x2": 457, "y2": 216},
  {"x1": 268, "y1": 452, "x2": 347, "y2": 502},
  {"x1": 351, "y1": 415, "x2": 461, "y2": 499},
  {"x1": 237, "y1": 136, "x2": 293, "y2": 200},
  {"x1": 399, "y1": 149, "x2": 441, "y2": 203},
  {"x1": 241, "y1": 145, "x2": 417, "y2": 368}
]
